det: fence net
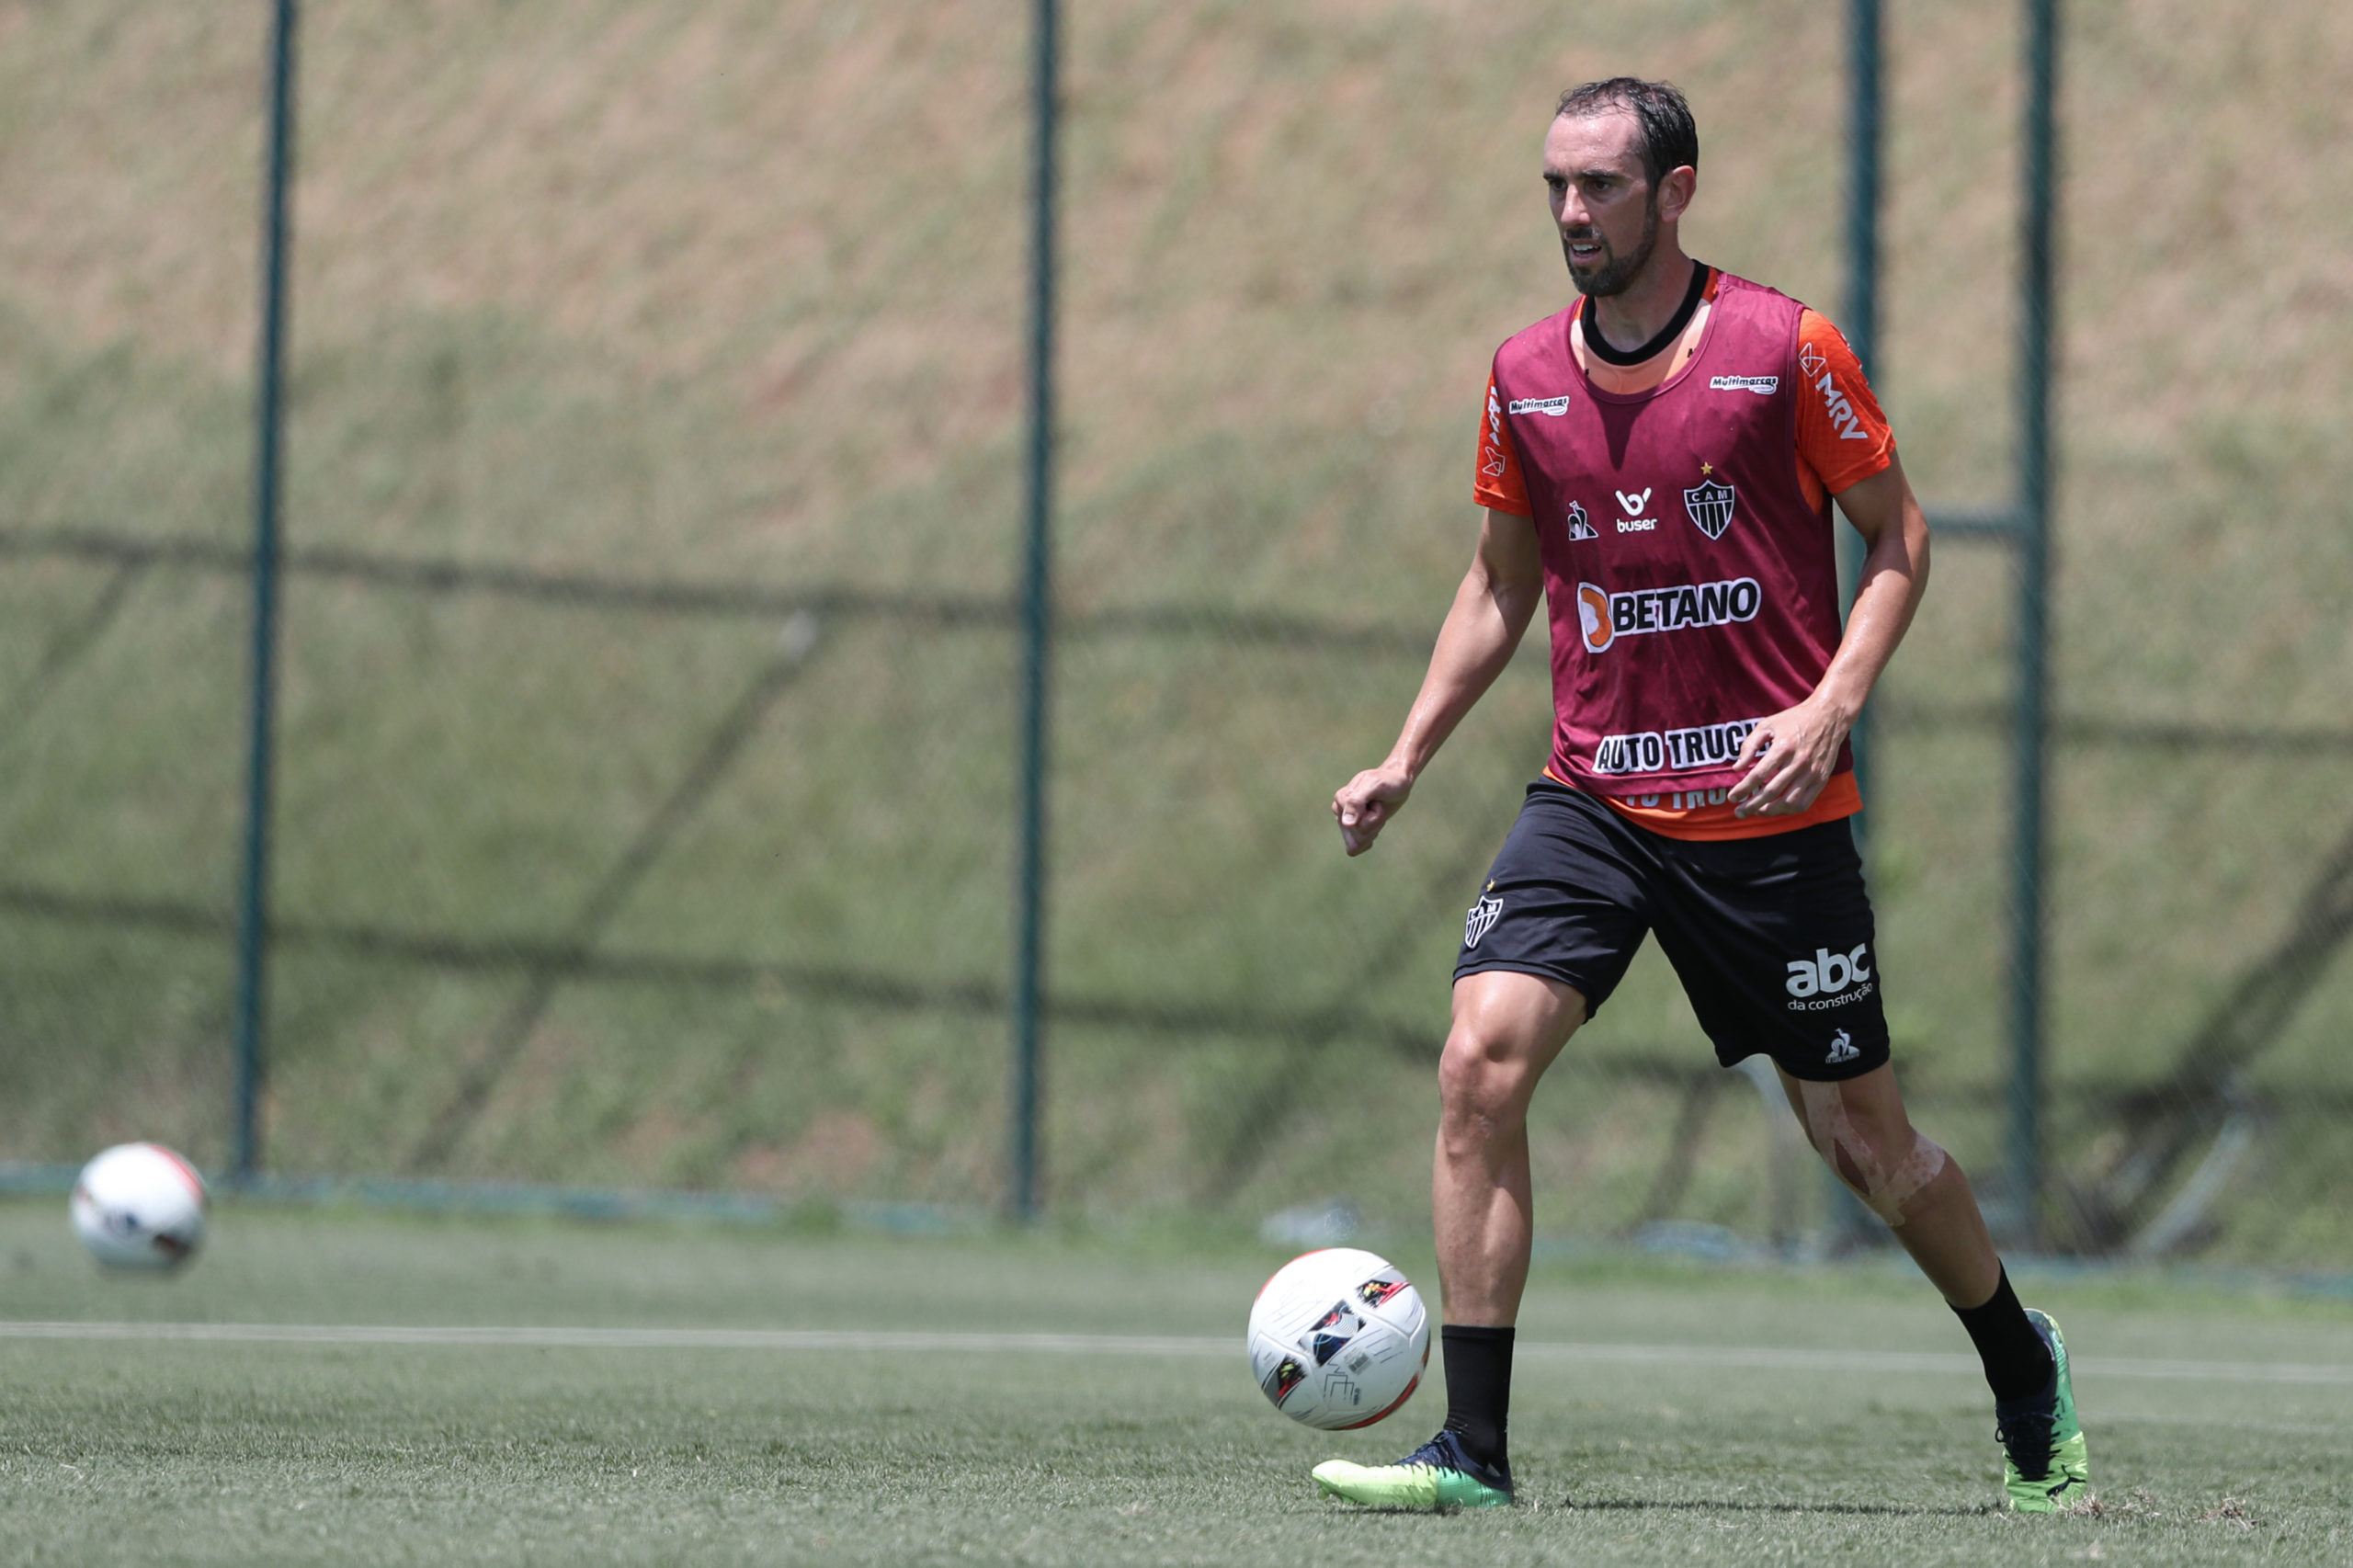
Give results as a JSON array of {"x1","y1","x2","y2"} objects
[{"x1": 3, "y1": 1, "x2": 2350, "y2": 1268}]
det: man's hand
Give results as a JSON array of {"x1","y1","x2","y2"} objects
[
  {"x1": 1334, "y1": 763, "x2": 1415, "y2": 856},
  {"x1": 1331, "y1": 509, "x2": 1542, "y2": 859},
  {"x1": 1721, "y1": 453, "x2": 1928, "y2": 821},
  {"x1": 1727, "y1": 694, "x2": 1854, "y2": 819}
]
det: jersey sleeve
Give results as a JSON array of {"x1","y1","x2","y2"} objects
[
  {"x1": 1792, "y1": 310, "x2": 1895, "y2": 495},
  {"x1": 1474, "y1": 371, "x2": 1533, "y2": 516}
]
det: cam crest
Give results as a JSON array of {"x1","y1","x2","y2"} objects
[
  {"x1": 1684, "y1": 474, "x2": 1736, "y2": 540},
  {"x1": 1465, "y1": 894, "x2": 1504, "y2": 949}
]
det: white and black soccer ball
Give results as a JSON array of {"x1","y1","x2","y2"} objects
[
  {"x1": 1246, "y1": 1247, "x2": 1429, "y2": 1429},
  {"x1": 70, "y1": 1142, "x2": 208, "y2": 1271}
]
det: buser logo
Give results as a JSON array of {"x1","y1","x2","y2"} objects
[{"x1": 1786, "y1": 945, "x2": 1871, "y2": 998}]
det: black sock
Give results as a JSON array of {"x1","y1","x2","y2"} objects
[
  {"x1": 1951, "y1": 1267, "x2": 2053, "y2": 1403},
  {"x1": 1439, "y1": 1324, "x2": 1514, "y2": 1469}
]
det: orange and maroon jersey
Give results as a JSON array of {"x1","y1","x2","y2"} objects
[
  {"x1": 1475, "y1": 269, "x2": 1894, "y2": 842},
  {"x1": 1479, "y1": 277, "x2": 1893, "y2": 517}
]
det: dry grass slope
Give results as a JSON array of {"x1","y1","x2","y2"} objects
[{"x1": 0, "y1": 0, "x2": 2348, "y2": 1256}]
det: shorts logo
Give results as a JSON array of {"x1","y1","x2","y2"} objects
[
  {"x1": 1709, "y1": 374, "x2": 1779, "y2": 395},
  {"x1": 1508, "y1": 394, "x2": 1573, "y2": 416},
  {"x1": 1826, "y1": 1028, "x2": 1859, "y2": 1064},
  {"x1": 1565, "y1": 501, "x2": 1598, "y2": 541},
  {"x1": 1576, "y1": 577, "x2": 1762, "y2": 653},
  {"x1": 1464, "y1": 894, "x2": 1503, "y2": 949},
  {"x1": 1684, "y1": 474, "x2": 1737, "y2": 540},
  {"x1": 1786, "y1": 944, "x2": 1876, "y2": 1011},
  {"x1": 1591, "y1": 718, "x2": 1761, "y2": 777}
]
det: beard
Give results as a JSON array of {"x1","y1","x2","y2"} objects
[{"x1": 1561, "y1": 196, "x2": 1661, "y2": 298}]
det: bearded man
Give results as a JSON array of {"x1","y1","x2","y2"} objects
[{"x1": 1315, "y1": 77, "x2": 2086, "y2": 1515}]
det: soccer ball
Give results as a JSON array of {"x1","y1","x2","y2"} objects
[
  {"x1": 1246, "y1": 1247, "x2": 1429, "y2": 1429},
  {"x1": 70, "y1": 1142, "x2": 208, "y2": 1270}
]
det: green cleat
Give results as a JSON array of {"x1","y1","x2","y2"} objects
[
  {"x1": 1996, "y1": 1308, "x2": 2090, "y2": 1512},
  {"x1": 1312, "y1": 1429, "x2": 1513, "y2": 1510}
]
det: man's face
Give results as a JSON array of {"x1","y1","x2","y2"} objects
[{"x1": 1543, "y1": 109, "x2": 1665, "y2": 298}]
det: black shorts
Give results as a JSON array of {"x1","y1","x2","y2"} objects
[{"x1": 1454, "y1": 780, "x2": 1890, "y2": 1082}]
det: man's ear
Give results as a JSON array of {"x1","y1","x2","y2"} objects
[{"x1": 1655, "y1": 165, "x2": 1698, "y2": 223}]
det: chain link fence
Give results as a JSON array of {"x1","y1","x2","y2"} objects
[{"x1": 2, "y1": 1, "x2": 2349, "y2": 1268}]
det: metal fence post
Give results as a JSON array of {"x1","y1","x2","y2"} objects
[
  {"x1": 233, "y1": 0, "x2": 300, "y2": 1183},
  {"x1": 1008, "y1": 0, "x2": 1059, "y2": 1222},
  {"x1": 1841, "y1": 0, "x2": 1881, "y2": 846},
  {"x1": 2007, "y1": 0, "x2": 2060, "y2": 1244},
  {"x1": 1819, "y1": 0, "x2": 1888, "y2": 1253}
]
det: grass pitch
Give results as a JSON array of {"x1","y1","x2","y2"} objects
[{"x1": 2, "y1": 1200, "x2": 2348, "y2": 1565}]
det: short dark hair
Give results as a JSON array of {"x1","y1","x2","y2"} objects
[{"x1": 1555, "y1": 78, "x2": 1699, "y2": 188}]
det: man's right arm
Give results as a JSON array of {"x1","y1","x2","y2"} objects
[{"x1": 1332, "y1": 508, "x2": 1545, "y2": 856}]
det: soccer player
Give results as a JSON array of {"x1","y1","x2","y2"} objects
[{"x1": 1314, "y1": 79, "x2": 2086, "y2": 1513}]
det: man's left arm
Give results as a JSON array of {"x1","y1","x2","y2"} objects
[{"x1": 1727, "y1": 453, "x2": 1932, "y2": 818}]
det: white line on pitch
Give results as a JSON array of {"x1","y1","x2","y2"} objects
[{"x1": 0, "y1": 1321, "x2": 2346, "y2": 1385}]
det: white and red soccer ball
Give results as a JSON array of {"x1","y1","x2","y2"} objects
[
  {"x1": 70, "y1": 1142, "x2": 208, "y2": 1271},
  {"x1": 1247, "y1": 1247, "x2": 1430, "y2": 1429}
]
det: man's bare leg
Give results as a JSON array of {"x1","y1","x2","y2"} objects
[
  {"x1": 1434, "y1": 971, "x2": 1587, "y2": 1325},
  {"x1": 1313, "y1": 970, "x2": 1584, "y2": 1506},
  {"x1": 1775, "y1": 1062, "x2": 1997, "y2": 1304},
  {"x1": 1776, "y1": 1061, "x2": 2085, "y2": 1506}
]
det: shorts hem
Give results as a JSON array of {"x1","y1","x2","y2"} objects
[
  {"x1": 1723, "y1": 1044, "x2": 1891, "y2": 1083},
  {"x1": 1451, "y1": 959, "x2": 1609, "y2": 1016}
]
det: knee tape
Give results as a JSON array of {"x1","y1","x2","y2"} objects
[{"x1": 1796, "y1": 1080, "x2": 1947, "y2": 1226}]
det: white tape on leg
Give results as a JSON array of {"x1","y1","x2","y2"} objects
[
  {"x1": 1795, "y1": 1080, "x2": 1947, "y2": 1227},
  {"x1": 1881, "y1": 1133, "x2": 1949, "y2": 1222}
]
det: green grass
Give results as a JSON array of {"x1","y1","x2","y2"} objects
[{"x1": 3, "y1": 1201, "x2": 2351, "y2": 1565}]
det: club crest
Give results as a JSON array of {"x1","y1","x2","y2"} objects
[
  {"x1": 1684, "y1": 475, "x2": 1736, "y2": 540},
  {"x1": 1464, "y1": 894, "x2": 1503, "y2": 949}
]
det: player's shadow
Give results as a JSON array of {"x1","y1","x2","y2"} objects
[
  {"x1": 1324, "y1": 1497, "x2": 1996, "y2": 1519},
  {"x1": 1566, "y1": 1496, "x2": 1998, "y2": 1518}
]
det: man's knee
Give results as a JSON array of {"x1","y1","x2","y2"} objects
[
  {"x1": 1437, "y1": 972, "x2": 1585, "y2": 1134},
  {"x1": 1790, "y1": 1076, "x2": 1947, "y2": 1226},
  {"x1": 1437, "y1": 1025, "x2": 1529, "y2": 1125}
]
